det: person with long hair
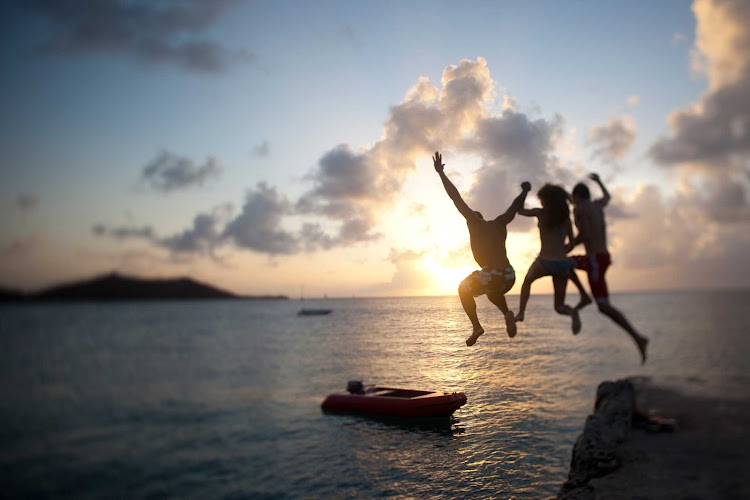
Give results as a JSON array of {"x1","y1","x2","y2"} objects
[{"x1": 515, "y1": 183, "x2": 590, "y2": 333}]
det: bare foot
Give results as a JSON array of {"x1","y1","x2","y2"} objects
[
  {"x1": 571, "y1": 309, "x2": 581, "y2": 335},
  {"x1": 637, "y1": 336, "x2": 649, "y2": 364},
  {"x1": 505, "y1": 311, "x2": 517, "y2": 338},
  {"x1": 576, "y1": 294, "x2": 592, "y2": 310},
  {"x1": 515, "y1": 311, "x2": 524, "y2": 322},
  {"x1": 466, "y1": 325, "x2": 484, "y2": 347}
]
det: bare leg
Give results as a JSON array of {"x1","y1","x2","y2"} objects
[
  {"x1": 552, "y1": 274, "x2": 581, "y2": 334},
  {"x1": 487, "y1": 292, "x2": 516, "y2": 338},
  {"x1": 458, "y1": 283, "x2": 484, "y2": 346},
  {"x1": 597, "y1": 301, "x2": 649, "y2": 364},
  {"x1": 569, "y1": 270, "x2": 592, "y2": 310},
  {"x1": 516, "y1": 260, "x2": 547, "y2": 322}
]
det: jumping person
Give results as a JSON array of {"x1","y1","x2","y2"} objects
[
  {"x1": 515, "y1": 184, "x2": 591, "y2": 334},
  {"x1": 432, "y1": 151, "x2": 531, "y2": 346},
  {"x1": 567, "y1": 173, "x2": 649, "y2": 363}
]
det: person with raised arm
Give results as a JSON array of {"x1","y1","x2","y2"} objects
[
  {"x1": 567, "y1": 173, "x2": 649, "y2": 363},
  {"x1": 432, "y1": 151, "x2": 530, "y2": 346},
  {"x1": 514, "y1": 184, "x2": 591, "y2": 334}
]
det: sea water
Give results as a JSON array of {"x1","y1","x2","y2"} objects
[{"x1": 1, "y1": 290, "x2": 749, "y2": 498}]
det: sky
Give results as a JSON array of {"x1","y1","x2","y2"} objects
[{"x1": 1, "y1": 0, "x2": 749, "y2": 298}]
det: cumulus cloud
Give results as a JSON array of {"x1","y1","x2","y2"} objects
[
  {"x1": 607, "y1": 184, "x2": 750, "y2": 288},
  {"x1": 465, "y1": 110, "x2": 568, "y2": 219},
  {"x1": 102, "y1": 57, "x2": 575, "y2": 259},
  {"x1": 222, "y1": 183, "x2": 299, "y2": 254},
  {"x1": 162, "y1": 209, "x2": 228, "y2": 255},
  {"x1": 139, "y1": 151, "x2": 221, "y2": 193},
  {"x1": 587, "y1": 115, "x2": 638, "y2": 163},
  {"x1": 21, "y1": 0, "x2": 254, "y2": 73},
  {"x1": 93, "y1": 204, "x2": 231, "y2": 258},
  {"x1": 296, "y1": 58, "x2": 496, "y2": 244},
  {"x1": 299, "y1": 57, "x2": 571, "y2": 240},
  {"x1": 649, "y1": 0, "x2": 750, "y2": 224}
]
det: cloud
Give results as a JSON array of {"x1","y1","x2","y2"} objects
[
  {"x1": 462, "y1": 109, "x2": 570, "y2": 223},
  {"x1": 252, "y1": 140, "x2": 270, "y2": 157},
  {"x1": 607, "y1": 183, "x2": 750, "y2": 288},
  {"x1": 649, "y1": 0, "x2": 750, "y2": 224},
  {"x1": 139, "y1": 150, "x2": 221, "y2": 193},
  {"x1": 627, "y1": 95, "x2": 641, "y2": 107},
  {"x1": 92, "y1": 224, "x2": 154, "y2": 240},
  {"x1": 296, "y1": 57, "x2": 573, "y2": 240},
  {"x1": 587, "y1": 115, "x2": 637, "y2": 163},
  {"x1": 222, "y1": 183, "x2": 299, "y2": 254},
  {"x1": 93, "y1": 204, "x2": 231, "y2": 258},
  {"x1": 364, "y1": 247, "x2": 434, "y2": 296},
  {"x1": 101, "y1": 58, "x2": 575, "y2": 258},
  {"x1": 14, "y1": 193, "x2": 39, "y2": 212},
  {"x1": 302, "y1": 145, "x2": 378, "y2": 201},
  {"x1": 162, "y1": 208, "x2": 229, "y2": 255},
  {"x1": 21, "y1": 0, "x2": 254, "y2": 73},
  {"x1": 296, "y1": 58, "x2": 495, "y2": 245}
]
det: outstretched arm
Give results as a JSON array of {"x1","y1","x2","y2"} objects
[
  {"x1": 496, "y1": 182, "x2": 532, "y2": 224},
  {"x1": 518, "y1": 207, "x2": 542, "y2": 217},
  {"x1": 590, "y1": 173, "x2": 610, "y2": 207},
  {"x1": 433, "y1": 151, "x2": 476, "y2": 220}
]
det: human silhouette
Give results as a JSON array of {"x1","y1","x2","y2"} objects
[
  {"x1": 567, "y1": 173, "x2": 649, "y2": 363},
  {"x1": 515, "y1": 184, "x2": 591, "y2": 334},
  {"x1": 432, "y1": 151, "x2": 530, "y2": 346}
]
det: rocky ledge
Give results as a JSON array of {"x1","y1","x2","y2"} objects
[{"x1": 558, "y1": 377, "x2": 750, "y2": 500}]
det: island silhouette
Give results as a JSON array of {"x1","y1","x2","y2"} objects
[{"x1": 0, "y1": 272, "x2": 288, "y2": 302}]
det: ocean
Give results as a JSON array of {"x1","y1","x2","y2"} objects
[{"x1": 1, "y1": 290, "x2": 749, "y2": 498}]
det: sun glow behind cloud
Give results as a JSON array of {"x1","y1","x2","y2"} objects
[{"x1": 2, "y1": 1, "x2": 750, "y2": 296}]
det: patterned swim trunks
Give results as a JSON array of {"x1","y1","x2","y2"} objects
[{"x1": 459, "y1": 266, "x2": 516, "y2": 297}]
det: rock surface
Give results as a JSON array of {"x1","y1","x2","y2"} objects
[{"x1": 558, "y1": 377, "x2": 750, "y2": 499}]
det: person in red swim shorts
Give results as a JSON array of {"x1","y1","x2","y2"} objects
[{"x1": 567, "y1": 173, "x2": 649, "y2": 364}]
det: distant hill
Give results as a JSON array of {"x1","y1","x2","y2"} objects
[
  {"x1": 0, "y1": 273, "x2": 288, "y2": 301},
  {"x1": 0, "y1": 287, "x2": 24, "y2": 302}
]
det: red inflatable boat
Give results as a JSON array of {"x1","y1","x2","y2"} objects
[{"x1": 321, "y1": 382, "x2": 467, "y2": 417}]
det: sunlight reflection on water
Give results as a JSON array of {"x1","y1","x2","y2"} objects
[{"x1": 1, "y1": 290, "x2": 749, "y2": 497}]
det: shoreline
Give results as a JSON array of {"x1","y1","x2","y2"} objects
[{"x1": 558, "y1": 377, "x2": 750, "y2": 499}]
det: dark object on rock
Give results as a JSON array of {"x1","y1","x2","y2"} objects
[{"x1": 645, "y1": 415, "x2": 677, "y2": 433}]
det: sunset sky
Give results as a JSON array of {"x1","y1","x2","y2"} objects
[{"x1": 2, "y1": 0, "x2": 749, "y2": 297}]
